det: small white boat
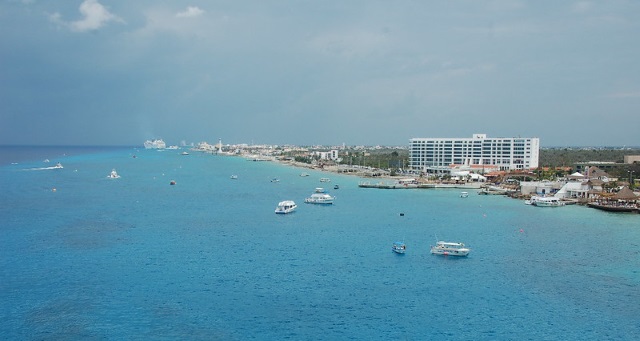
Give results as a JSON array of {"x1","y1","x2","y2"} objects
[
  {"x1": 300, "y1": 172, "x2": 310, "y2": 177},
  {"x1": 319, "y1": 177, "x2": 331, "y2": 182},
  {"x1": 230, "y1": 175, "x2": 238, "y2": 179},
  {"x1": 53, "y1": 162, "x2": 63, "y2": 169},
  {"x1": 531, "y1": 196, "x2": 565, "y2": 207},
  {"x1": 430, "y1": 241, "x2": 470, "y2": 257},
  {"x1": 271, "y1": 178, "x2": 280, "y2": 183},
  {"x1": 460, "y1": 191, "x2": 469, "y2": 198},
  {"x1": 275, "y1": 200, "x2": 297, "y2": 214},
  {"x1": 304, "y1": 188, "x2": 335, "y2": 204},
  {"x1": 107, "y1": 169, "x2": 120, "y2": 179},
  {"x1": 392, "y1": 241, "x2": 406, "y2": 254},
  {"x1": 181, "y1": 151, "x2": 189, "y2": 155}
]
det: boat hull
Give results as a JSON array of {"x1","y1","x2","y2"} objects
[{"x1": 430, "y1": 248, "x2": 469, "y2": 256}]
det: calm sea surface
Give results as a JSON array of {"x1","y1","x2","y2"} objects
[{"x1": 1, "y1": 146, "x2": 639, "y2": 340}]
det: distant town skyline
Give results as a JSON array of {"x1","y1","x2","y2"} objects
[{"x1": 1, "y1": 1, "x2": 639, "y2": 147}]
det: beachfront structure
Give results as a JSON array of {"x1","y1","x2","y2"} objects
[{"x1": 409, "y1": 134, "x2": 540, "y2": 174}]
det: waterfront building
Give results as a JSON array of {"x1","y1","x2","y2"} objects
[{"x1": 409, "y1": 134, "x2": 540, "y2": 174}]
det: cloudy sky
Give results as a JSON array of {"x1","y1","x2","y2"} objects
[{"x1": 1, "y1": 0, "x2": 639, "y2": 147}]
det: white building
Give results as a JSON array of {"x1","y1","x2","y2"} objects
[
  {"x1": 313, "y1": 150, "x2": 340, "y2": 161},
  {"x1": 409, "y1": 134, "x2": 539, "y2": 174}
]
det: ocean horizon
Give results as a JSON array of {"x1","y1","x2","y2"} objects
[{"x1": 1, "y1": 146, "x2": 639, "y2": 340}]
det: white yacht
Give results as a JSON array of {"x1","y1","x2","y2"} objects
[
  {"x1": 144, "y1": 139, "x2": 166, "y2": 149},
  {"x1": 107, "y1": 169, "x2": 120, "y2": 179},
  {"x1": 392, "y1": 241, "x2": 406, "y2": 254},
  {"x1": 304, "y1": 188, "x2": 335, "y2": 205},
  {"x1": 531, "y1": 196, "x2": 565, "y2": 207},
  {"x1": 275, "y1": 200, "x2": 297, "y2": 214},
  {"x1": 430, "y1": 241, "x2": 470, "y2": 257}
]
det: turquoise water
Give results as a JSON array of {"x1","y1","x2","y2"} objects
[{"x1": 1, "y1": 147, "x2": 639, "y2": 340}]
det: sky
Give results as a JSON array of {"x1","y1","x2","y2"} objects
[{"x1": 1, "y1": 0, "x2": 639, "y2": 147}]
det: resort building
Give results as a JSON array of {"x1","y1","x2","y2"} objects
[{"x1": 409, "y1": 134, "x2": 540, "y2": 174}]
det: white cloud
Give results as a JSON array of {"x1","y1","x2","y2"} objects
[
  {"x1": 50, "y1": 0, "x2": 123, "y2": 32},
  {"x1": 176, "y1": 6, "x2": 204, "y2": 18}
]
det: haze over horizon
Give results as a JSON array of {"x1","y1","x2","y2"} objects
[{"x1": 1, "y1": 1, "x2": 639, "y2": 147}]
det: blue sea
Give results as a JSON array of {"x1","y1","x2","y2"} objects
[{"x1": 1, "y1": 146, "x2": 639, "y2": 340}]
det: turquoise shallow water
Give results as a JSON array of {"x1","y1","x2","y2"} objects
[{"x1": 1, "y1": 146, "x2": 639, "y2": 340}]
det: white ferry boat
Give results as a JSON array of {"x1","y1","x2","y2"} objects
[
  {"x1": 304, "y1": 188, "x2": 334, "y2": 205},
  {"x1": 430, "y1": 241, "x2": 470, "y2": 257},
  {"x1": 392, "y1": 241, "x2": 406, "y2": 254},
  {"x1": 531, "y1": 196, "x2": 565, "y2": 207},
  {"x1": 144, "y1": 139, "x2": 166, "y2": 149},
  {"x1": 275, "y1": 200, "x2": 297, "y2": 214}
]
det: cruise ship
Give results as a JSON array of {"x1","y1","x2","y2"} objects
[{"x1": 144, "y1": 139, "x2": 166, "y2": 149}]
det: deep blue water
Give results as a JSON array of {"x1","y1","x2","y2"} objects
[{"x1": 1, "y1": 147, "x2": 639, "y2": 340}]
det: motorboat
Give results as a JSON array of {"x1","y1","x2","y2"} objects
[
  {"x1": 53, "y1": 162, "x2": 63, "y2": 169},
  {"x1": 230, "y1": 175, "x2": 238, "y2": 179},
  {"x1": 430, "y1": 241, "x2": 470, "y2": 257},
  {"x1": 300, "y1": 172, "x2": 310, "y2": 177},
  {"x1": 144, "y1": 139, "x2": 166, "y2": 149},
  {"x1": 531, "y1": 196, "x2": 565, "y2": 207},
  {"x1": 392, "y1": 241, "x2": 406, "y2": 254},
  {"x1": 460, "y1": 191, "x2": 469, "y2": 198},
  {"x1": 334, "y1": 184, "x2": 340, "y2": 190},
  {"x1": 181, "y1": 151, "x2": 189, "y2": 155},
  {"x1": 275, "y1": 200, "x2": 297, "y2": 214},
  {"x1": 319, "y1": 178, "x2": 331, "y2": 182},
  {"x1": 271, "y1": 178, "x2": 280, "y2": 183},
  {"x1": 304, "y1": 188, "x2": 334, "y2": 204},
  {"x1": 107, "y1": 169, "x2": 120, "y2": 179}
]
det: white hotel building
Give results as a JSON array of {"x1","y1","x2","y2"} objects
[{"x1": 409, "y1": 134, "x2": 539, "y2": 174}]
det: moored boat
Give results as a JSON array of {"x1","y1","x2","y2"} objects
[
  {"x1": 430, "y1": 241, "x2": 470, "y2": 257},
  {"x1": 392, "y1": 241, "x2": 406, "y2": 254},
  {"x1": 531, "y1": 196, "x2": 565, "y2": 207},
  {"x1": 304, "y1": 188, "x2": 335, "y2": 204},
  {"x1": 460, "y1": 191, "x2": 469, "y2": 198},
  {"x1": 107, "y1": 169, "x2": 120, "y2": 179},
  {"x1": 275, "y1": 200, "x2": 297, "y2": 214}
]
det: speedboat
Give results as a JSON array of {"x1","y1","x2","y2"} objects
[
  {"x1": 460, "y1": 191, "x2": 469, "y2": 198},
  {"x1": 319, "y1": 177, "x2": 331, "y2": 182},
  {"x1": 430, "y1": 241, "x2": 470, "y2": 257},
  {"x1": 392, "y1": 241, "x2": 406, "y2": 254},
  {"x1": 334, "y1": 184, "x2": 340, "y2": 189},
  {"x1": 271, "y1": 178, "x2": 280, "y2": 183},
  {"x1": 53, "y1": 162, "x2": 63, "y2": 169},
  {"x1": 304, "y1": 188, "x2": 334, "y2": 204},
  {"x1": 230, "y1": 175, "x2": 238, "y2": 179},
  {"x1": 531, "y1": 196, "x2": 565, "y2": 207},
  {"x1": 107, "y1": 169, "x2": 120, "y2": 179},
  {"x1": 300, "y1": 172, "x2": 310, "y2": 177},
  {"x1": 181, "y1": 151, "x2": 189, "y2": 155},
  {"x1": 275, "y1": 200, "x2": 297, "y2": 214}
]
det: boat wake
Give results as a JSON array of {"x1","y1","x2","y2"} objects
[{"x1": 24, "y1": 163, "x2": 63, "y2": 171}]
